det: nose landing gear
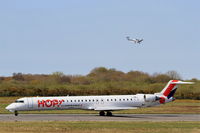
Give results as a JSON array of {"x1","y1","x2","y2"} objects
[{"x1": 14, "y1": 111, "x2": 18, "y2": 116}]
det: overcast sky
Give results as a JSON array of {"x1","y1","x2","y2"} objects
[{"x1": 0, "y1": 0, "x2": 199, "y2": 79}]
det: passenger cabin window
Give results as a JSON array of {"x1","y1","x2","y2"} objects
[{"x1": 15, "y1": 100, "x2": 24, "y2": 103}]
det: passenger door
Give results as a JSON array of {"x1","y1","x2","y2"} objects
[{"x1": 27, "y1": 98, "x2": 33, "y2": 109}]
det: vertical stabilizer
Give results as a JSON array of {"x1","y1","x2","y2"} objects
[{"x1": 160, "y1": 80, "x2": 193, "y2": 98}]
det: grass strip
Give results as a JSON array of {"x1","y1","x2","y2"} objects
[{"x1": 0, "y1": 121, "x2": 199, "y2": 133}]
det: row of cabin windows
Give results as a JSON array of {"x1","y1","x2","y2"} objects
[{"x1": 66, "y1": 98, "x2": 135, "y2": 103}]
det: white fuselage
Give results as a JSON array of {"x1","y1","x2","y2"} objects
[{"x1": 6, "y1": 94, "x2": 161, "y2": 112}]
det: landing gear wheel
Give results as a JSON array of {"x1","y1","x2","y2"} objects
[
  {"x1": 99, "y1": 111, "x2": 105, "y2": 116},
  {"x1": 14, "y1": 111, "x2": 18, "y2": 116},
  {"x1": 106, "y1": 111, "x2": 112, "y2": 116}
]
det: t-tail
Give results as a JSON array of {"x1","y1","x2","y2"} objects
[{"x1": 155, "y1": 80, "x2": 194, "y2": 104}]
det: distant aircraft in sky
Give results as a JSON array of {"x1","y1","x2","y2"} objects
[
  {"x1": 6, "y1": 80, "x2": 193, "y2": 116},
  {"x1": 126, "y1": 36, "x2": 143, "y2": 44}
]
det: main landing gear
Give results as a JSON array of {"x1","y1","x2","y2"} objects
[
  {"x1": 14, "y1": 111, "x2": 18, "y2": 116},
  {"x1": 99, "y1": 111, "x2": 105, "y2": 116},
  {"x1": 106, "y1": 111, "x2": 112, "y2": 116},
  {"x1": 99, "y1": 111, "x2": 112, "y2": 116}
]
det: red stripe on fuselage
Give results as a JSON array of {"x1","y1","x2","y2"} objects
[{"x1": 159, "y1": 97, "x2": 165, "y2": 104}]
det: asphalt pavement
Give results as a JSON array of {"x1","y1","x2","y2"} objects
[{"x1": 0, "y1": 114, "x2": 199, "y2": 121}]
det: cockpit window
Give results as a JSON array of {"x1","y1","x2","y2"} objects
[{"x1": 15, "y1": 100, "x2": 24, "y2": 103}]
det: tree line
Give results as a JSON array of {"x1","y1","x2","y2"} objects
[{"x1": 0, "y1": 67, "x2": 199, "y2": 99}]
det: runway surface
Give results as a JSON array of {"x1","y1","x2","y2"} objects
[{"x1": 0, "y1": 114, "x2": 199, "y2": 121}]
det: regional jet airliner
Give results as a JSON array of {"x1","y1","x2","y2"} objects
[{"x1": 6, "y1": 80, "x2": 193, "y2": 116}]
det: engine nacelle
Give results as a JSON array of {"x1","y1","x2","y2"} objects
[{"x1": 144, "y1": 94, "x2": 159, "y2": 102}]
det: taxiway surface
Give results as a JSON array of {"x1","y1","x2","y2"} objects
[{"x1": 0, "y1": 114, "x2": 199, "y2": 121}]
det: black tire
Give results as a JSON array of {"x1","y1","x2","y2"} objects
[
  {"x1": 14, "y1": 111, "x2": 18, "y2": 116},
  {"x1": 99, "y1": 111, "x2": 105, "y2": 116},
  {"x1": 106, "y1": 111, "x2": 112, "y2": 116}
]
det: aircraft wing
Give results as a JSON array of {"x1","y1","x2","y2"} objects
[{"x1": 94, "y1": 106, "x2": 138, "y2": 111}]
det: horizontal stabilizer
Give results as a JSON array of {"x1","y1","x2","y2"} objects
[{"x1": 170, "y1": 81, "x2": 194, "y2": 84}]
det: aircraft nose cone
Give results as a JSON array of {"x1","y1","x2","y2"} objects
[
  {"x1": 6, "y1": 105, "x2": 12, "y2": 110},
  {"x1": 5, "y1": 104, "x2": 15, "y2": 112}
]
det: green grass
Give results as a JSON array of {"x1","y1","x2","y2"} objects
[
  {"x1": 0, "y1": 121, "x2": 199, "y2": 133},
  {"x1": 1, "y1": 97, "x2": 199, "y2": 114}
]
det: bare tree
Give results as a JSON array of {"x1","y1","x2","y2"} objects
[
  {"x1": 52, "y1": 71, "x2": 71, "y2": 83},
  {"x1": 12, "y1": 73, "x2": 24, "y2": 81},
  {"x1": 166, "y1": 70, "x2": 182, "y2": 80}
]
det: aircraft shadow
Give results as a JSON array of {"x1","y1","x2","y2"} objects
[{"x1": 102, "y1": 114, "x2": 181, "y2": 118}]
